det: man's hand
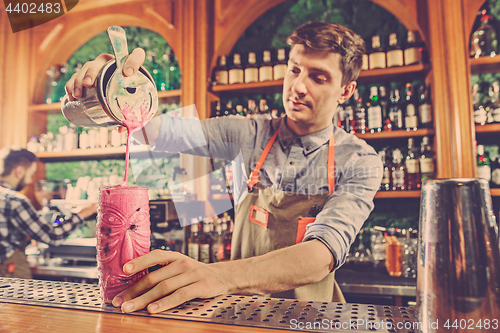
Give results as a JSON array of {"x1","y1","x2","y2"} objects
[
  {"x1": 112, "y1": 250, "x2": 232, "y2": 314},
  {"x1": 65, "y1": 48, "x2": 146, "y2": 101}
]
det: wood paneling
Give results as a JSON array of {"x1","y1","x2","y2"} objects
[{"x1": 426, "y1": 0, "x2": 474, "y2": 178}]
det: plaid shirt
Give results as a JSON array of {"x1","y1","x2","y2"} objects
[{"x1": 0, "y1": 180, "x2": 83, "y2": 263}]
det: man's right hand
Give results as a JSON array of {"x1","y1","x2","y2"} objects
[{"x1": 65, "y1": 48, "x2": 146, "y2": 101}]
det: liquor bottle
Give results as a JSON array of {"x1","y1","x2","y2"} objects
[
  {"x1": 491, "y1": 157, "x2": 500, "y2": 188},
  {"x1": 405, "y1": 138, "x2": 420, "y2": 190},
  {"x1": 367, "y1": 86, "x2": 383, "y2": 133},
  {"x1": 339, "y1": 97, "x2": 355, "y2": 133},
  {"x1": 187, "y1": 222, "x2": 200, "y2": 261},
  {"x1": 235, "y1": 104, "x2": 245, "y2": 117},
  {"x1": 199, "y1": 221, "x2": 213, "y2": 263},
  {"x1": 213, "y1": 55, "x2": 229, "y2": 85},
  {"x1": 222, "y1": 216, "x2": 232, "y2": 259},
  {"x1": 386, "y1": 33, "x2": 404, "y2": 68},
  {"x1": 379, "y1": 148, "x2": 391, "y2": 191},
  {"x1": 259, "y1": 50, "x2": 273, "y2": 82},
  {"x1": 385, "y1": 230, "x2": 402, "y2": 277},
  {"x1": 389, "y1": 88, "x2": 404, "y2": 130},
  {"x1": 370, "y1": 227, "x2": 386, "y2": 271},
  {"x1": 368, "y1": 35, "x2": 386, "y2": 70},
  {"x1": 490, "y1": 82, "x2": 500, "y2": 123},
  {"x1": 166, "y1": 49, "x2": 181, "y2": 90},
  {"x1": 244, "y1": 52, "x2": 259, "y2": 83},
  {"x1": 404, "y1": 83, "x2": 418, "y2": 131},
  {"x1": 353, "y1": 89, "x2": 367, "y2": 134},
  {"x1": 228, "y1": 54, "x2": 244, "y2": 84},
  {"x1": 418, "y1": 84, "x2": 433, "y2": 128},
  {"x1": 224, "y1": 101, "x2": 233, "y2": 117},
  {"x1": 419, "y1": 136, "x2": 435, "y2": 182},
  {"x1": 391, "y1": 148, "x2": 406, "y2": 190},
  {"x1": 273, "y1": 48, "x2": 287, "y2": 80},
  {"x1": 404, "y1": 30, "x2": 423, "y2": 65},
  {"x1": 361, "y1": 52, "x2": 369, "y2": 71},
  {"x1": 259, "y1": 98, "x2": 269, "y2": 116},
  {"x1": 470, "y1": 6, "x2": 498, "y2": 58},
  {"x1": 214, "y1": 100, "x2": 222, "y2": 117},
  {"x1": 247, "y1": 99, "x2": 258, "y2": 118},
  {"x1": 379, "y1": 86, "x2": 392, "y2": 131},
  {"x1": 473, "y1": 83, "x2": 488, "y2": 125},
  {"x1": 477, "y1": 144, "x2": 492, "y2": 181},
  {"x1": 212, "y1": 222, "x2": 225, "y2": 262}
]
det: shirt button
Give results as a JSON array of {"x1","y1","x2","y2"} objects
[{"x1": 290, "y1": 161, "x2": 295, "y2": 165}]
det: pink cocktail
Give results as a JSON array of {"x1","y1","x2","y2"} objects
[{"x1": 96, "y1": 185, "x2": 151, "y2": 303}]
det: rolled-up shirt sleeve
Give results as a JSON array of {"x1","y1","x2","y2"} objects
[{"x1": 302, "y1": 146, "x2": 382, "y2": 271}]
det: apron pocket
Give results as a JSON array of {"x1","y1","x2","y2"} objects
[
  {"x1": 296, "y1": 217, "x2": 316, "y2": 244},
  {"x1": 249, "y1": 204, "x2": 269, "y2": 228}
]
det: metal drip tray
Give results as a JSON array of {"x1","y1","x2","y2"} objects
[{"x1": 0, "y1": 278, "x2": 418, "y2": 332}]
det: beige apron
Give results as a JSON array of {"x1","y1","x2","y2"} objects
[
  {"x1": 231, "y1": 129, "x2": 345, "y2": 302},
  {"x1": 0, "y1": 248, "x2": 32, "y2": 279}
]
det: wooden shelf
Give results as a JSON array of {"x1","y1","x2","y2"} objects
[
  {"x1": 209, "y1": 64, "x2": 430, "y2": 96},
  {"x1": 470, "y1": 56, "x2": 500, "y2": 75},
  {"x1": 354, "y1": 128, "x2": 434, "y2": 140},
  {"x1": 475, "y1": 123, "x2": 500, "y2": 134},
  {"x1": 28, "y1": 90, "x2": 181, "y2": 114},
  {"x1": 490, "y1": 189, "x2": 500, "y2": 197},
  {"x1": 35, "y1": 146, "x2": 152, "y2": 162},
  {"x1": 158, "y1": 89, "x2": 181, "y2": 98},
  {"x1": 375, "y1": 190, "x2": 421, "y2": 199},
  {"x1": 358, "y1": 64, "x2": 430, "y2": 83}
]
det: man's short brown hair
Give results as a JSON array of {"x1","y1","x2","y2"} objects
[
  {"x1": 287, "y1": 21, "x2": 365, "y2": 86},
  {"x1": 0, "y1": 147, "x2": 38, "y2": 176}
]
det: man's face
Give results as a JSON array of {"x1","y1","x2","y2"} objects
[
  {"x1": 16, "y1": 162, "x2": 37, "y2": 191},
  {"x1": 283, "y1": 45, "x2": 355, "y2": 135}
]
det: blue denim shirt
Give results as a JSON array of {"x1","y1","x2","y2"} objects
[{"x1": 154, "y1": 113, "x2": 382, "y2": 270}]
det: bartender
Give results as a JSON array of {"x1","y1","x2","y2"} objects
[
  {"x1": 0, "y1": 147, "x2": 97, "y2": 278},
  {"x1": 66, "y1": 21, "x2": 382, "y2": 313}
]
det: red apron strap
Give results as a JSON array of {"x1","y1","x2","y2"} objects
[
  {"x1": 246, "y1": 129, "x2": 280, "y2": 190},
  {"x1": 328, "y1": 134, "x2": 335, "y2": 195},
  {"x1": 246, "y1": 130, "x2": 335, "y2": 194}
]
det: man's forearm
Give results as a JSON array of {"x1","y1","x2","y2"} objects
[{"x1": 214, "y1": 239, "x2": 335, "y2": 296}]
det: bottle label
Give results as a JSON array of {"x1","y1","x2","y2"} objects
[
  {"x1": 200, "y1": 244, "x2": 210, "y2": 263},
  {"x1": 492, "y1": 168, "x2": 500, "y2": 185},
  {"x1": 404, "y1": 47, "x2": 421, "y2": 65},
  {"x1": 387, "y1": 50, "x2": 404, "y2": 67},
  {"x1": 368, "y1": 105, "x2": 382, "y2": 129},
  {"x1": 474, "y1": 109, "x2": 487, "y2": 124},
  {"x1": 244, "y1": 68, "x2": 258, "y2": 83},
  {"x1": 405, "y1": 104, "x2": 417, "y2": 128},
  {"x1": 381, "y1": 168, "x2": 390, "y2": 184},
  {"x1": 215, "y1": 70, "x2": 228, "y2": 85},
  {"x1": 369, "y1": 52, "x2": 386, "y2": 69},
  {"x1": 259, "y1": 66, "x2": 273, "y2": 81},
  {"x1": 273, "y1": 64, "x2": 287, "y2": 80},
  {"x1": 419, "y1": 104, "x2": 432, "y2": 125},
  {"x1": 406, "y1": 159, "x2": 419, "y2": 173},
  {"x1": 228, "y1": 69, "x2": 244, "y2": 84},
  {"x1": 362, "y1": 54, "x2": 369, "y2": 70},
  {"x1": 420, "y1": 158, "x2": 434, "y2": 173},
  {"x1": 492, "y1": 107, "x2": 500, "y2": 122},
  {"x1": 392, "y1": 170, "x2": 405, "y2": 186},
  {"x1": 188, "y1": 243, "x2": 199, "y2": 261},
  {"x1": 478, "y1": 165, "x2": 492, "y2": 181}
]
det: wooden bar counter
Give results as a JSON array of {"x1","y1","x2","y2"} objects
[{"x1": 0, "y1": 302, "x2": 281, "y2": 333}]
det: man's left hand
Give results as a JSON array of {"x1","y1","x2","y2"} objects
[{"x1": 112, "y1": 250, "x2": 231, "y2": 313}]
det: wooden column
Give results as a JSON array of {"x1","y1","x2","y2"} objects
[{"x1": 426, "y1": 0, "x2": 474, "y2": 178}]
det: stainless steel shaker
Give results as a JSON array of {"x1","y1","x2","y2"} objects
[
  {"x1": 61, "y1": 26, "x2": 158, "y2": 128},
  {"x1": 417, "y1": 178, "x2": 500, "y2": 332}
]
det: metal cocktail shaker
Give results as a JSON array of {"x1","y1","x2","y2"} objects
[
  {"x1": 417, "y1": 178, "x2": 500, "y2": 332},
  {"x1": 61, "y1": 26, "x2": 158, "y2": 128}
]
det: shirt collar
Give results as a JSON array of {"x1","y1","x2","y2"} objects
[
  {"x1": 0, "y1": 180, "x2": 14, "y2": 190},
  {"x1": 276, "y1": 116, "x2": 334, "y2": 155}
]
